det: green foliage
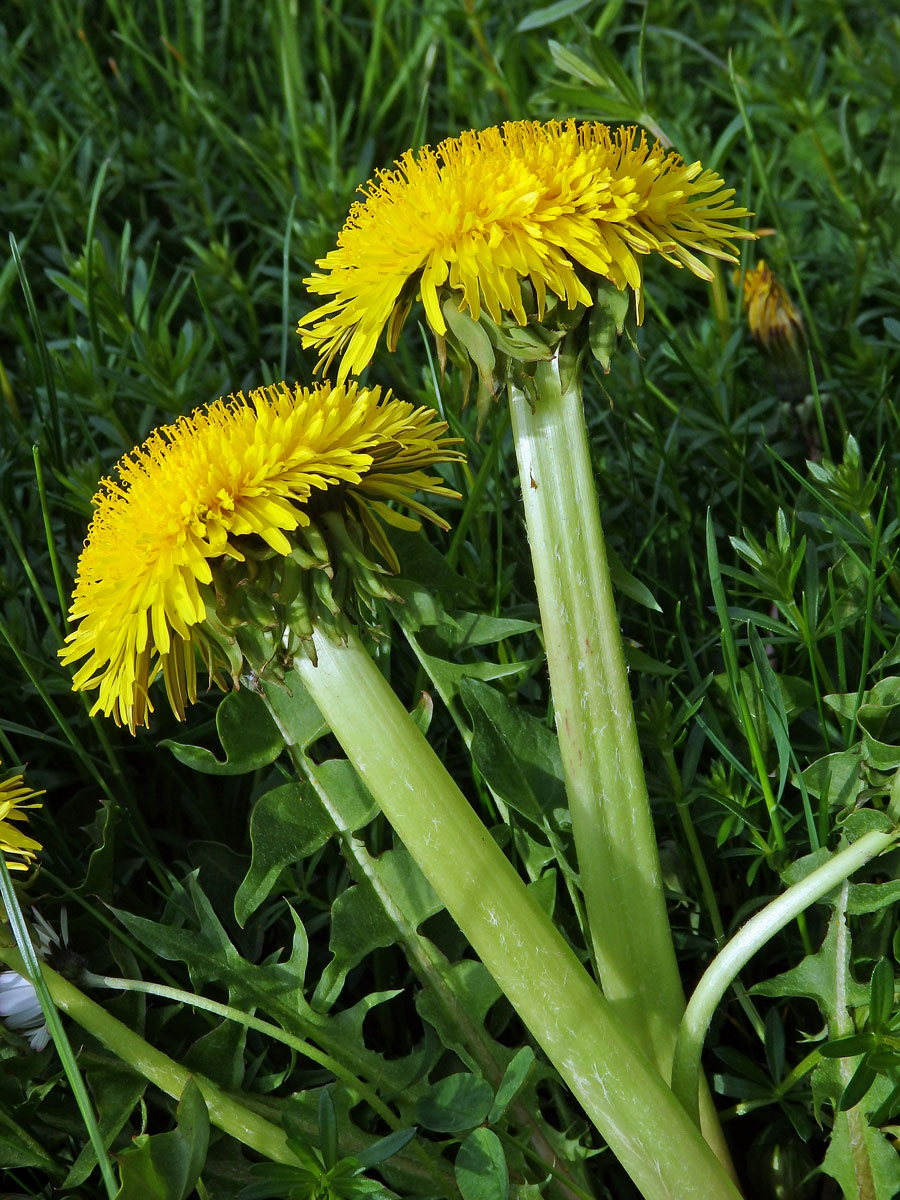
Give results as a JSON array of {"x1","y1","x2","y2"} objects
[
  {"x1": 163, "y1": 689, "x2": 286, "y2": 776},
  {"x1": 238, "y1": 1105, "x2": 414, "y2": 1200},
  {"x1": 461, "y1": 677, "x2": 566, "y2": 824},
  {"x1": 114, "y1": 1079, "x2": 209, "y2": 1200},
  {"x1": 3, "y1": 0, "x2": 900, "y2": 1197},
  {"x1": 455, "y1": 1128, "x2": 509, "y2": 1200}
]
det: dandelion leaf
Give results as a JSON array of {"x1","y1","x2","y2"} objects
[
  {"x1": 756, "y1": 906, "x2": 900, "y2": 1198},
  {"x1": 312, "y1": 841, "x2": 442, "y2": 1011},
  {"x1": 460, "y1": 677, "x2": 566, "y2": 823},
  {"x1": 63, "y1": 1065, "x2": 146, "y2": 1186},
  {"x1": 163, "y1": 688, "x2": 284, "y2": 775},
  {"x1": 752, "y1": 906, "x2": 867, "y2": 1018},
  {"x1": 114, "y1": 1078, "x2": 209, "y2": 1200},
  {"x1": 819, "y1": 1072, "x2": 900, "y2": 1200},
  {"x1": 234, "y1": 781, "x2": 334, "y2": 926}
]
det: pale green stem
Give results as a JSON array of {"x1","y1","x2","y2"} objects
[
  {"x1": 0, "y1": 946, "x2": 300, "y2": 1166},
  {"x1": 289, "y1": 625, "x2": 742, "y2": 1200},
  {"x1": 508, "y1": 352, "x2": 733, "y2": 1171},
  {"x1": 672, "y1": 828, "x2": 898, "y2": 1124},
  {"x1": 291, "y1": 746, "x2": 590, "y2": 1200},
  {"x1": 506, "y1": 354, "x2": 683, "y2": 1055},
  {"x1": 86, "y1": 969, "x2": 455, "y2": 1193},
  {"x1": 828, "y1": 879, "x2": 879, "y2": 1196},
  {"x1": 83, "y1": 973, "x2": 402, "y2": 1128}
]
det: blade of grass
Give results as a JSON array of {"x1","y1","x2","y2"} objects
[
  {"x1": 280, "y1": 193, "x2": 297, "y2": 381},
  {"x1": 8, "y1": 234, "x2": 62, "y2": 468},
  {"x1": 706, "y1": 510, "x2": 786, "y2": 854},
  {"x1": 84, "y1": 156, "x2": 112, "y2": 368},
  {"x1": 0, "y1": 862, "x2": 118, "y2": 1198}
]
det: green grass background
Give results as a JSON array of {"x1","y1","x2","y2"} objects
[{"x1": 2, "y1": 1, "x2": 900, "y2": 1197}]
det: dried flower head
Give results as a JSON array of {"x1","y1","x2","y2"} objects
[{"x1": 738, "y1": 260, "x2": 805, "y2": 353}]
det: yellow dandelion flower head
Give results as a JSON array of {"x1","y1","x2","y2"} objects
[
  {"x1": 59, "y1": 381, "x2": 460, "y2": 732},
  {"x1": 298, "y1": 119, "x2": 755, "y2": 379},
  {"x1": 738, "y1": 260, "x2": 804, "y2": 351},
  {"x1": 0, "y1": 764, "x2": 43, "y2": 872}
]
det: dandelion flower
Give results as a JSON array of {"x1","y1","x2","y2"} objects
[
  {"x1": 0, "y1": 764, "x2": 43, "y2": 872},
  {"x1": 298, "y1": 119, "x2": 754, "y2": 379},
  {"x1": 738, "y1": 260, "x2": 805, "y2": 353},
  {"x1": 59, "y1": 382, "x2": 461, "y2": 732}
]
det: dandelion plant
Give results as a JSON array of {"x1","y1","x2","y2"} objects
[
  {"x1": 54, "y1": 374, "x2": 745, "y2": 1196},
  {"x1": 297, "y1": 119, "x2": 754, "y2": 1159}
]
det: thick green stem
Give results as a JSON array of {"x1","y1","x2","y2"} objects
[
  {"x1": 290, "y1": 626, "x2": 741, "y2": 1200},
  {"x1": 507, "y1": 352, "x2": 733, "y2": 1170},
  {"x1": 0, "y1": 946, "x2": 300, "y2": 1167},
  {"x1": 507, "y1": 355, "x2": 683, "y2": 1058},
  {"x1": 292, "y1": 746, "x2": 589, "y2": 1200},
  {"x1": 671, "y1": 828, "x2": 897, "y2": 1124}
]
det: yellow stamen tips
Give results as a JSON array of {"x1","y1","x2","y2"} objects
[
  {"x1": 59, "y1": 382, "x2": 461, "y2": 732},
  {"x1": 0, "y1": 764, "x2": 43, "y2": 872},
  {"x1": 737, "y1": 260, "x2": 805, "y2": 353},
  {"x1": 298, "y1": 119, "x2": 755, "y2": 379}
]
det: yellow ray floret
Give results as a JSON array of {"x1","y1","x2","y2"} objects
[
  {"x1": 0, "y1": 764, "x2": 43, "y2": 872},
  {"x1": 298, "y1": 119, "x2": 755, "y2": 379},
  {"x1": 59, "y1": 382, "x2": 460, "y2": 732}
]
